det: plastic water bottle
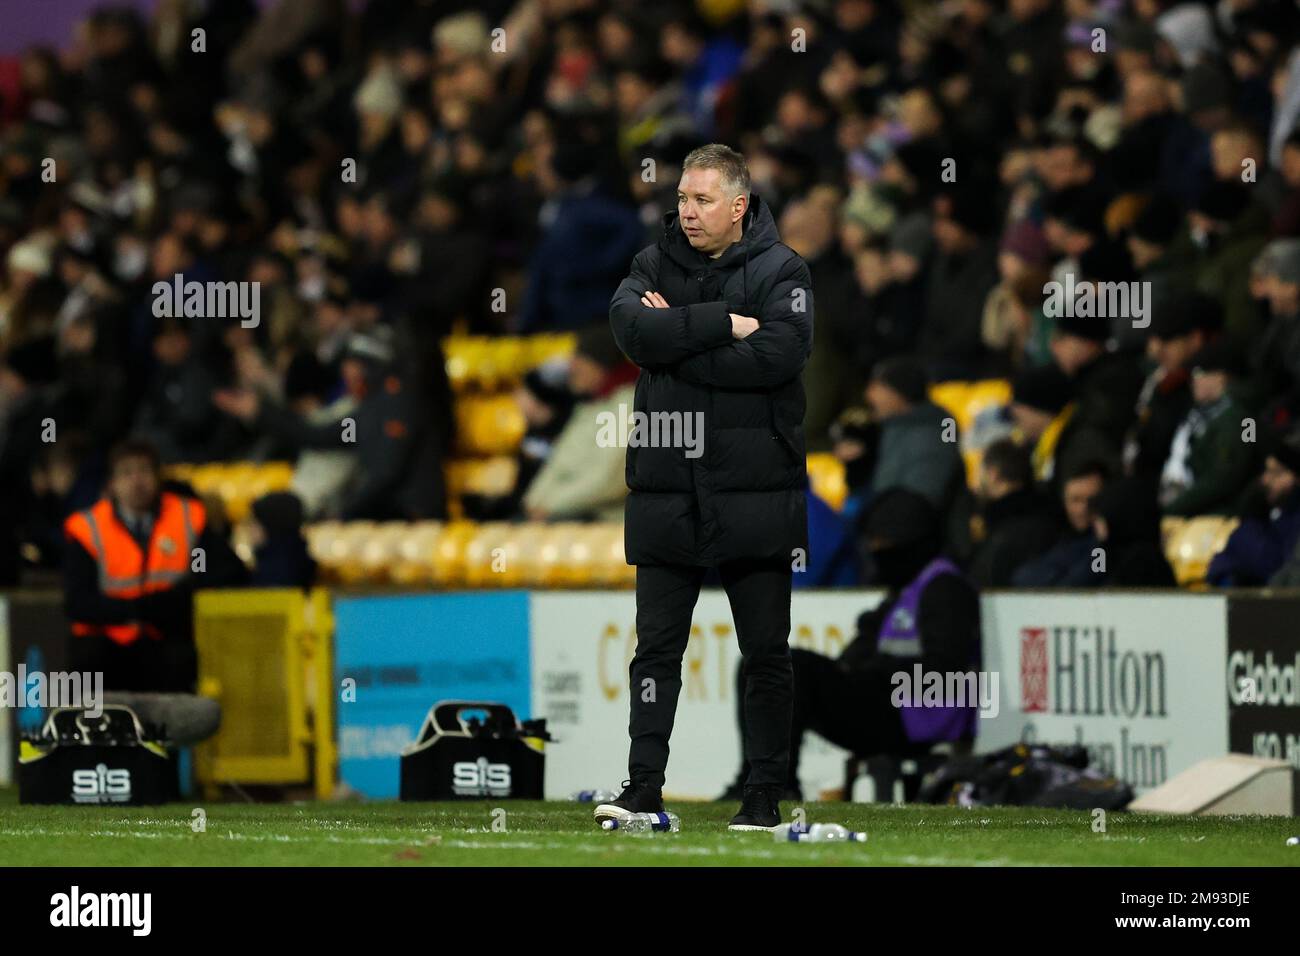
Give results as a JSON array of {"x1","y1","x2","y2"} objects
[
  {"x1": 601, "y1": 812, "x2": 680, "y2": 833},
  {"x1": 570, "y1": 789, "x2": 621, "y2": 803},
  {"x1": 774, "y1": 822, "x2": 866, "y2": 843}
]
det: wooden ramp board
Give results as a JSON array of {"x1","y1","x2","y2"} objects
[{"x1": 1129, "y1": 755, "x2": 1298, "y2": 816}]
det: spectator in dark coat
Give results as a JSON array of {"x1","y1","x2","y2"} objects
[
  {"x1": 864, "y1": 356, "x2": 963, "y2": 510},
  {"x1": 133, "y1": 316, "x2": 222, "y2": 463},
  {"x1": 248, "y1": 491, "x2": 316, "y2": 589},
  {"x1": 1124, "y1": 291, "x2": 1221, "y2": 480},
  {"x1": 0, "y1": 336, "x2": 59, "y2": 584},
  {"x1": 1012, "y1": 459, "x2": 1109, "y2": 587},
  {"x1": 520, "y1": 142, "x2": 646, "y2": 332},
  {"x1": 1210, "y1": 430, "x2": 1300, "y2": 586},
  {"x1": 1189, "y1": 180, "x2": 1270, "y2": 346},
  {"x1": 918, "y1": 187, "x2": 1001, "y2": 381},
  {"x1": 1010, "y1": 363, "x2": 1118, "y2": 487},
  {"x1": 215, "y1": 330, "x2": 448, "y2": 520},
  {"x1": 1091, "y1": 476, "x2": 1177, "y2": 587},
  {"x1": 1159, "y1": 341, "x2": 1256, "y2": 516},
  {"x1": 1050, "y1": 315, "x2": 1143, "y2": 453},
  {"x1": 969, "y1": 438, "x2": 1061, "y2": 587}
]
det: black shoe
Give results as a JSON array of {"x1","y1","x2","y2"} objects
[
  {"x1": 728, "y1": 786, "x2": 782, "y2": 831},
  {"x1": 594, "y1": 779, "x2": 664, "y2": 825}
]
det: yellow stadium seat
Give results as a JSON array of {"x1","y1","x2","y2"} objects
[
  {"x1": 534, "y1": 522, "x2": 584, "y2": 587},
  {"x1": 1161, "y1": 516, "x2": 1186, "y2": 552},
  {"x1": 356, "y1": 522, "x2": 411, "y2": 583},
  {"x1": 591, "y1": 523, "x2": 629, "y2": 587},
  {"x1": 964, "y1": 379, "x2": 1012, "y2": 423},
  {"x1": 928, "y1": 382, "x2": 972, "y2": 432},
  {"x1": 1169, "y1": 516, "x2": 1239, "y2": 586},
  {"x1": 390, "y1": 521, "x2": 442, "y2": 586},
  {"x1": 464, "y1": 456, "x2": 519, "y2": 497},
  {"x1": 431, "y1": 520, "x2": 478, "y2": 587},
  {"x1": 464, "y1": 522, "x2": 514, "y2": 587},
  {"x1": 456, "y1": 394, "x2": 528, "y2": 457},
  {"x1": 806, "y1": 453, "x2": 847, "y2": 511}
]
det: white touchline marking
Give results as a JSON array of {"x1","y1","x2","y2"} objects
[{"x1": 0, "y1": 827, "x2": 1050, "y2": 864}]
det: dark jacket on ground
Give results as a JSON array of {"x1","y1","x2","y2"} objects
[
  {"x1": 969, "y1": 487, "x2": 1062, "y2": 587},
  {"x1": 609, "y1": 192, "x2": 812, "y2": 566}
]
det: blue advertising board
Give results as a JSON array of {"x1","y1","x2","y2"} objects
[{"x1": 333, "y1": 591, "x2": 532, "y2": 798}]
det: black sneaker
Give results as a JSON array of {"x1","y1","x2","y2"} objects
[
  {"x1": 594, "y1": 780, "x2": 664, "y2": 825},
  {"x1": 728, "y1": 785, "x2": 782, "y2": 831}
]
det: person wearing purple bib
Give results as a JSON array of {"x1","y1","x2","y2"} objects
[{"x1": 721, "y1": 488, "x2": 980, "y2": 797}]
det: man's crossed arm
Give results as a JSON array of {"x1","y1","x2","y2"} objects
[{"x1": 608, "y1": 247, "x2": 813, "y2": 389}]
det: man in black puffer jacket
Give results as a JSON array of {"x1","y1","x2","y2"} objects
[{"x1": 595, "y1": 144, "x2": 813, "y2": 832}]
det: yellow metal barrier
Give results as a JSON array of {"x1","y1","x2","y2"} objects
[{"x1": 194, "y1": 588, "x2": 334, "y2": 798}]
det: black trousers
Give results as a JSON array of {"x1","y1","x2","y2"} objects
[
  {"x1": 629, "y1": 558, "x2": 793, "y2": 789},
  {"x1": 734, "y1": 649, "x2": 912, "y2": 789}
]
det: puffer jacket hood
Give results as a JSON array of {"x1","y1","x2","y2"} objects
[{"x1": 660, "y1": 192, "x2": 780, "y2": 272}]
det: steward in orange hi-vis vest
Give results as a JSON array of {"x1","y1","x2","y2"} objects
[
  {"x1": 63, "y1": 491, "x2": 206, "y2": 646},
  {"x1": 62, "y1": 439, "x2": 247, "y2": 693}
]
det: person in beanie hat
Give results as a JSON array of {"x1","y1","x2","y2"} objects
[
  {"x1": 864, "y1": 356, "x2": 963, "y2": 508},
  {"x1": 999, "y1": 219, "x2": 1051, "y2": 268},
  {"x1": 983, "y1": 219, "x2": 1054, "y2": 372},
  {"x1": 1159, "y1": 340, "x2": 1256, "y2": 516},
  {"x1": 1125, "y1": 290, "x2": 1223, "y2": 480},
  {"x1": 1050, "y1": 300, "x2": 1144, "y2": 462},
  {"x1": 1011, "y1": 362, "x2": 1119, "y2": 485},
  {"x1": 570, "y1": 322, "x2": 633, "y2": 395},
  {"x1": 1210, "y1": 427, "x2": 1300, "y2": 585},
  {"x1": 919, "y1": 185, "x2": 1001, "y2": 379},
  {"x1": 1190, "y1": 180, "x2": 1270, "y2": 343}
]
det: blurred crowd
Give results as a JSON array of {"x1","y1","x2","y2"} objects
[{"x1": 2, "y1": 0, "x2": 1300, "y2": 590}]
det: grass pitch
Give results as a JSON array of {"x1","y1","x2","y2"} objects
[{"x1": 1, "y1": 789, "x2": 1297, "y2": 866}]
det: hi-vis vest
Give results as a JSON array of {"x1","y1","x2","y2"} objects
[{"x1": 64, "y1": 492, "x2": 206, "y2": 646}]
